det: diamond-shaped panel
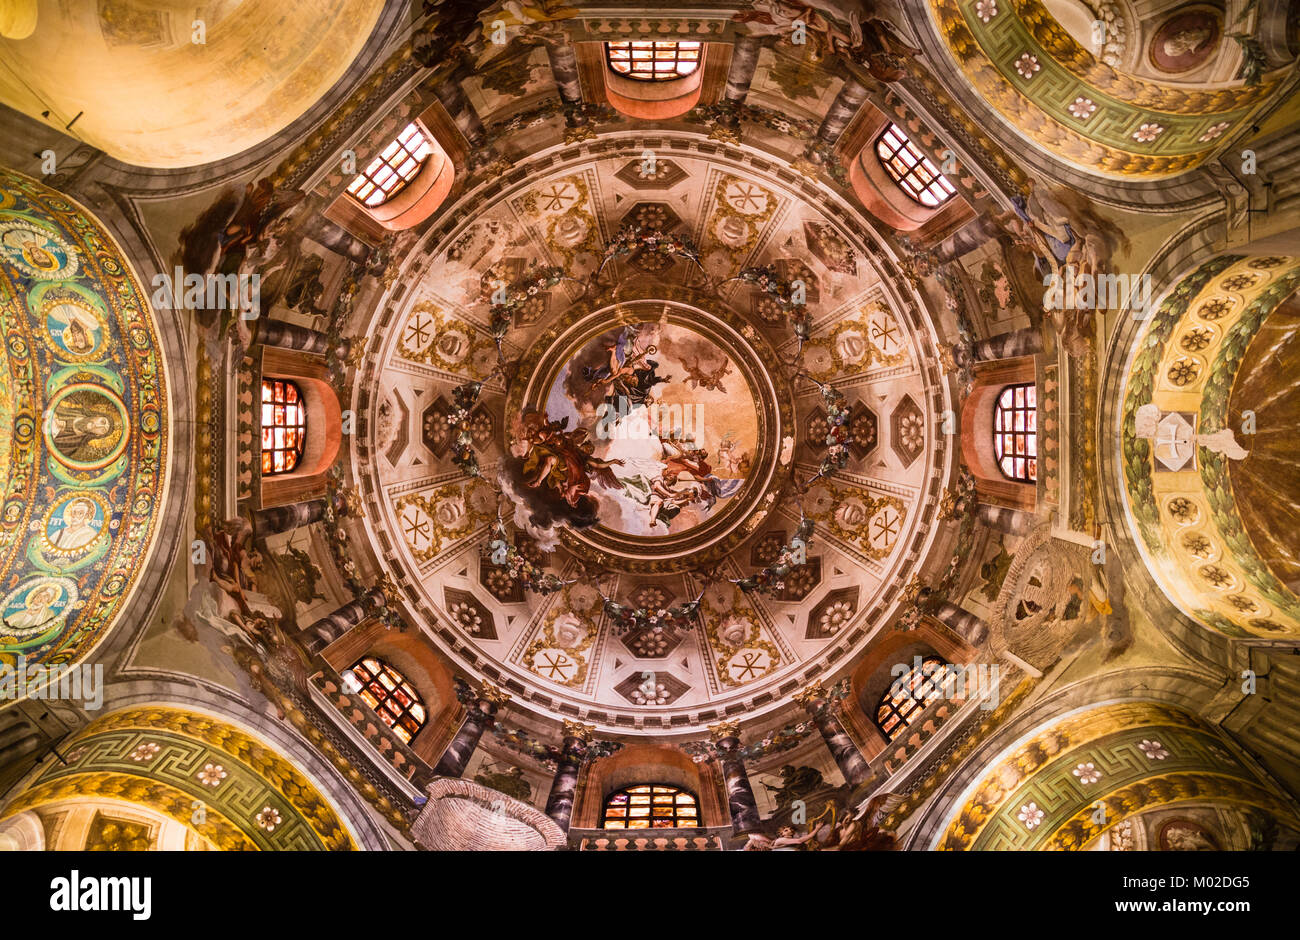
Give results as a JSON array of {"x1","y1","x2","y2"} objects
[
  {"x1": 890, "y1": 394, "x2": 925, "y2": 468},
  {"x1": 422, "y1": 395, "x2": 453, "y2": 457},
  {"x1": 806, "y1": 586, "x2": 859, "y2": 640},
  {"x1": 614, "y1": 669, "x2": 691, "y2": 705},
  {"x1": 444, "y1": 586, "x2": 497, "y2": 640},
  {"x1": 614, "y1": 157, "x2": 689, "y2": 189},
  {"x1": 621, "y1": 624, "x2": 686, "y2": 659}
]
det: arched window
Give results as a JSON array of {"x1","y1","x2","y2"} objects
[
  {"x1": 602, "y1": 784, "x2": 700, "y2": 829},
  {"x1": 874, "y1": 123, "x2": 957, "y2": 208},
  {"x1": 876, "y1": 655, "x2": 958, "y2": 741},
  {"x1": 349, "y1": 656, "x2": 427, "y2": 744},
  {"x1": 606, "y1": 41, "x2": 702, "y2": 81},
  {"x1": 261, "y1": 378, "x2": 306, "y2": 475},
  {"x1": 347, "y1": 122, "x2": 435, "y2": 208},
  {"x1": 993, "y1": 383, "x2": 1038, "y2": 483}
]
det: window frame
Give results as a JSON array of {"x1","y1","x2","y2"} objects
[
  {"x1": 993, "y1": 382, "x2": 1038, "y2": 484},
  {"x1": 875, "y1": 655, "x2": 958, "y2": 741},
  {"x1": 605, "y1": 40, "x2": 703, "y2": 82},
  {"x1": 346, "y1": 121, "x2": 436, "y2": 208},
  {"x1": 601, "y1": 783, "x2": 701, "y2": 830},
  {"x1": 873, "y1": 123, "x2": 957, "y2": 209},
  {"x1": 349, "y1": 656, "x2": 428, "y2": 745},
  {"x1": 260, "y1": 378, "x2": 307, "y2": 476}
]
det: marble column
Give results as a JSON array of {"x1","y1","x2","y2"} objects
[
  {"x1": 303, "y1": 587, "x2": 385, "y2": 654},
  {"x1": 252, "y1": 498, "x2": 328, "y2": 537},
  {"x1": 973, "y1": 328, "x2": 1043, "y2": 362},
  {"x1": 431, "y1": 70, "x2": 486, "y2": 149},
  {"x1": 975, "y1": 503, "x2": 1034, "y2": 537},
  {"x1": 723, "y1": 35, "x2": 762, "y2": 103},
  {"x1": 434, "y1": 683, "x2": 509, "y2": 778},
  {"x1": 710, "y1": 721, "x2": 761, "y2": 835},
  {"x1": 934, "y1": 601, "x2": 988, "y2": 646},
  {"x1": 296, "y1": 213, "x2": 371, "y2": 264},
  {"x1": 543, "y1": 37, "x2": 582, "y2": 105},
  {"x1": 793, "y1": 681, "x2": 872, "y2": 787},
  {"x1": 814, "y1": 77, "x2": 869, "y2": 146},
  {"x1": 256, "y1": 319, "x2": 329, "y2": 355},
  {"x1": 544, "y1": 721, "x2": 592, "y2": 832}
]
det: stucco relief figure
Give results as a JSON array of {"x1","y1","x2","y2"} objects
[{"x1": 734, "y1": 0, "x2": 919, "y2": 79}]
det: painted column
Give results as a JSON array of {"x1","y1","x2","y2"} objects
[
  {"x1": 433, "y1": 683, "x2": 509, "y2": 778},
  {"x1": 252, "y1": 498, "x2": 328, "y2": 537},
  {"x1": 255, "y1": 319, "x2": 329, "y2": 355},
  {"x1": 934, "y1": 601, "x2": 989, "y2": 646},
  {"x1": 814, "y1": 77, "x2": 869, "y2": 146},
  {"x1": 793, "y1": 682, "x2": 872, "y2": 787},
  {"x1": 975, "y1": 503, "x2": 1034, "y2": 536},
  {"x1": 544, "y1": 720, "x2": 592, "y2": 832},
  {"x1": 303, "y1": 587, "x2": 385, "y2": 654},
  {"x1": 431, "y1": 69, "x2": 486, "y2": 149},
  {"x1": 973, "y1": 328, "x2": 1043, "y2": 362},
  {"x1": 723, "y1": 35, "x2": 762, "y2": 103},
  {"x1": 543, "y1": 37, "x2": 582, "y2": 105},
  {"x1": 296, "y1": 213, "x2": 371, "y2": 264},
  {"x1": 710, "y1": 721, "x2": 761, "y2": 835}
]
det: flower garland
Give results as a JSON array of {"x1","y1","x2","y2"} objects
[
  {"x1": 323, "y1": 465, "x2": 404, "y2": 629},
  {"x1": 598, "y1": 587, "x2": 705, "y2": 636},
  {"x1": 484, "y1": 265, "x2": 572, "y2": 347},
  {"x1": 447, "y1": 380, "x2": 486, "y2": 478},
  {"x1": 681, "y1": 681, "x2": 851, "y2": 762},
  {"x1": 480, "y1": 519, "x2": 572, "y2": 595},
  {"x1": 724, "y1": 264, "x2": 814, "y2": 343},
  {"x1": 593, "y1": 225, "x2": 703, "y2": 282},
  {"x1": 802, "y1": 375, "x2": 850, "y2": 484},
  {"x1": 731, "y1": 517, "x2": 815, "y2": 596}
]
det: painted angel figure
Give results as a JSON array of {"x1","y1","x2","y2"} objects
[
  {"x1": 582, "y1": 331, "x2": 669, "y2": 408},
  {"x1": 518, "y1": 411, "x2": 625, "y2": 508}
]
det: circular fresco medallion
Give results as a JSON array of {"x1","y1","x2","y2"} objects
[
  {"x1": 32, "y1": 282, "x2": 109, "y2": 361},
  {"x1": 507, "y1": 298, "x2": 792, "y2": 572},
  {"x1": 40, "y1": 491, "x2": 111, "y2": 556},
  {"x1": 0, "y1": 216, "x2": 79, "y2": 280},
  {"x1": 43, "y1": 382, "x2": 130, "y2": 471},
  {"x1": 1149, "y1": 9, "x2": 1221, "y2": 74},
  {"x1": 0, "y1": 576, "x2": 78, "y2": 641}
]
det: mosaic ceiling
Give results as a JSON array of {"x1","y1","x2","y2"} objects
[
  {"x1": 358, "y1": 141, "x2": 951, "y2": 730},
  {"x1": 0, "y1": 169, "x2": 170, "y2": 674}
]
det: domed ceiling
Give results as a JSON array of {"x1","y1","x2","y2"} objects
[{"x1": 355, "y1": 137, "x2": 952, "y2": 732}]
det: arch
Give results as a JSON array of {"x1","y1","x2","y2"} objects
[
  {"x1": 0, "y1": 706, "x2": 361, "y2": 850},
  {"x1": 573, "y1": 743, "x2": 727, "y2": 829},
  {"x1": 258, "y1": 346, "x2": 342, "y2": 508},
  {"x1": 602, "y1": 41, "x2": 708, "y2": 120},
  {"x1": 961, "y1": 357, "x2": 1038, "y2": 509},
  {"x1": 1117, "y1": 253, "x2": 1300, "y2": 639},
  {"x1": 345, "y1": 118, "x2": 457, "y2": 232},
  {"x1": 0, "y1": 167, "x2": 176, "y2": 691},
  {"x1": 846, "y1": 114, "x2": 963, "y2": 234},
  {"x1": 923, "y1": 699, "x2": 1300, "y2": 850},
  {"x1": 601, "y1": 782, "x2": 701, "y2": 829}
]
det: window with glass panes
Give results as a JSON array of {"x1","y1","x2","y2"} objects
[
  {"x1": 875, "y1": 655, "x2": 958, "y2": 741},
  {"x1": 994, "y1": 383, "x2": 1038, "y2": 483},
  {"x1": 605, "y1": 41, "x2": 702, "y2": 81},
  {"x1": 348, "y1": 657, "x2": 427, "y2": 744},
  {"x1": 602, "y1": 784, "x2": 700, "y2": 829},
  {"x1": 346, "y1": 122, "x2": 435, "y2": 208},
  {"x1": 260, "y1": 379, "x2": 306, "y2": 475},
  {"x1": 873, "y1": 123, "x2": 957, "y2": 208}
]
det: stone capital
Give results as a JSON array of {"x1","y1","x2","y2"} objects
[
  {"x1": 708, "y1": 720, "x2": 741, "y2": 743},
  {"x1": 793, "y1": 680, "x2": 828, "y2": 709},
  {"x1": 561, "y1": 720, "x2": 596, "y2": 742}
]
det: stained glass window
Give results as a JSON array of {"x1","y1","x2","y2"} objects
[
  {"x1": 874, "y1": 123, "x2": 957, "y2": 208},
  {"x1": 260, "y1": 379, "x2": 306, "y2": 475},
  {"x1": 606, "y1": 41, "x2": 702, "y2": 82},
  {"x1": 349, "y1": 656, "x2": 427, "y2": 744},
  {"x1": 994, "y1": 383, "x2": 1038, "y2": 483},
  {"x1": 347, "y1": 122, "x2": 435, "y2": 208},
  {"x1": 875, "y1": 655, "x2": 959, "y2": 741},
  {"x1": 602, "y1": 784, "x2": 700, "y2": 829}
]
